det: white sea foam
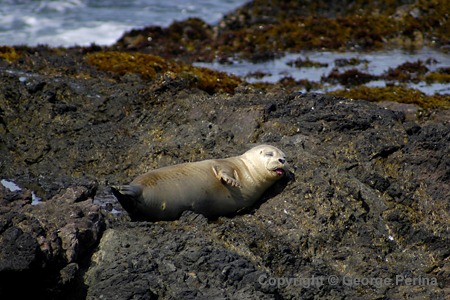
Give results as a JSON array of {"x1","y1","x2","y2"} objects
[
  {"x1": 33, "y1": 22, "x2": 133, "y2": 47},
  {"x1": 0, "y1": 0, "x2": 248, "y2": 47},
  {"x1": 34, "y1": 0, "x2": 86, "y2": 13}
]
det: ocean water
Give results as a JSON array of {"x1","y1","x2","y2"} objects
[
  {"x1": 0, "y1": 0, "x2": 249, "y2": 47},
  {"x1": 195, "y1": 47, "x2": 450, "y2": 95},
  {"x1": 1, "y1": 179, "x2": 42, "y2": 205}
]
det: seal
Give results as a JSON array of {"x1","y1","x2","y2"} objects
[{"x1": 111, "y1": 144, "x2": 287, "y2": 221}]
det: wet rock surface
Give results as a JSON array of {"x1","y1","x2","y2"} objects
[
  {"x1": 115, "y1": 0, "x2": 449, "y2": 62},
  {"x1": 1, "y1": 1, "x2": 449, "y2": 299},
  {"x1": 0, "y1": 179, "x2": 102, "y2": 299},
  {"x1": 1, "y1": 57, "x2": 448, "y2": 297}
]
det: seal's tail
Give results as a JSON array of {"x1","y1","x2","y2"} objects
[{"x1": 111, "y1": 185, "x2": 143, "y2": 218}]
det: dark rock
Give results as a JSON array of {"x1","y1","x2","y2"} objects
[
  {"x1": 84, "y1": 222, "x2": 275, "y2": 300},
  {"x1": 0, "y1": 226, "x2": 39, "y2": 272},
  {"x1": 0, "y1": 41, "x2": 448, "y2": 300},
  {"x1": 0, "y1": 182, "x2": 103, "y2": 298}
]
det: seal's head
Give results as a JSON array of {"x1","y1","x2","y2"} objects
[{"x1": 242, "y1": 144, "x2": 287, "y2": 180}]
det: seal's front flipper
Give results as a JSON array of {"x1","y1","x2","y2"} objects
[
  {"x1": 111, "y1": 185, "x2": 143, "y2": 217},
  {"x1": 212, "y1": 166, "x2": 241, "y2": 188}
]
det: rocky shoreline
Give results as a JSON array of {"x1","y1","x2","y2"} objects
[{"x1": 1, "y1": 0, "x2": 449, "y2": 299}]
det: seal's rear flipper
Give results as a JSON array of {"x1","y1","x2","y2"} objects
[{"x1": 111, "y1": 185, "x2": 143, "y2": 218}]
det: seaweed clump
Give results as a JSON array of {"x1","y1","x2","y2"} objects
[
  {"x1": 323, "y1": 68, "x2": 378, "y2": 87},
  {"x1": 115, "y1": 0, "x2": 450, "y2": 63},
  {"x1": 329, "y1": 86, "x2": 450, "y2": 109},
  {"x1": 382, "y1": 60, "x2": 450, "y2": 84},
  {"x1": 214, "y1": 15, "x2": 397, "y2": 61},
  {"x1": 425, "y1": 67, "x2": 450, "y2": 83},
  {"x1": 250, "y1": 76, "x2": 322, "y2": 93},
  {"x1": 334, "y1": 57, "x2": 369, "y2": 67},
  {"x1": 0, "y1": 46, "x2": 21, "y2": 62},
  {"x1": 85, "y1": 51, "x2": 242, "y2": 94},
  {"x1": 286, "y1": 57, "x2": 328, "y2": 68},
  {"x1": 385, "y1": 60, "x2": 429, "y2": 82},
  {"x1": 115, "y1": 18, "x2": 214, "y2": 63}
]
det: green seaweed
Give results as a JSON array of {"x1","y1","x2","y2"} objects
[
  {"x1": 85, "y1": 51, "x2": 242, "y2": 94},
  {"x1": 0, "y1": 46, "x2": 20, "y2": 62},
  {"x1": 329, "y1": 86, "x2": 450, "y2": 109},
  {"x1": 116, "y1": 0, "x2": 449, "y2": 63},
  {"x1": 425, "y1": 67, "x2": 450, "y2": 83},
  {"x1": 287, "y1": 57, "x2": 328, "y2": 68},
  {"x1": 324, "y1": 69, "x2": 378, "y2": 87}
]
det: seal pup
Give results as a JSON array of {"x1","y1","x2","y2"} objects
[{"x1": 111, "y1": 144, "x2": 287, "y2": 221}]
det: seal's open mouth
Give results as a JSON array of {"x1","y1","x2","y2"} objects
[{"x1": 274, "y1": 168, "x2": 285, "y2": 176}]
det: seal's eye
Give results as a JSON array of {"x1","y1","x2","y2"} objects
[{"x1": 265, "y1": 152, "x2": 274, "y2": 157}]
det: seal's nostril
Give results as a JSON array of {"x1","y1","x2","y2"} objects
[{"x1": 279, "y1": 158, "x2": 286, "y2": 164}]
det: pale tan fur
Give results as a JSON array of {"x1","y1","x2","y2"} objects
[{"x1": 111, "y1": 144, "x2": 287, "y2": 221}]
